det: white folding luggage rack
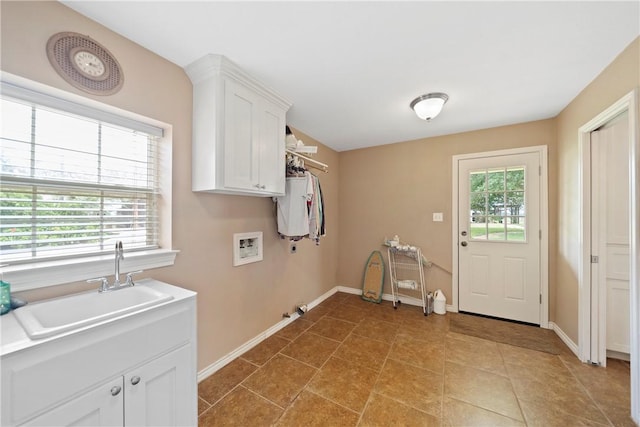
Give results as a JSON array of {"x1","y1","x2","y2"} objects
[{"x1": 387, "y1": 245, "x2": 430, "y2": 315}]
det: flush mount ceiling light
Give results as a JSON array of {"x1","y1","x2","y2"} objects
[{"x1": 410, "y1": 92, "x2": 449, "y2": 121}]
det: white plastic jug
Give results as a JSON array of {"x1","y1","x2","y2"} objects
[{"x1": 433, "y1": 289, "x2": 446, "y2": 315}]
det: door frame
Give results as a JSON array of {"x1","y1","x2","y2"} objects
[
  {"x1": 578, "y1": 89, "x2": 639, "y2": 422},
  {"x1": 452, "y1": 145, "x2": 549, "y2": 328}
]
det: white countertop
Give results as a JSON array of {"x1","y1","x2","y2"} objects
[{"x1": 0, "y1": 279, "x2": 196, "y2": 357}]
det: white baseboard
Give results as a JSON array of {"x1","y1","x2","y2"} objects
[
  {"x1": 196, "y1": 312, "x2": 299, "y2": 382},
  {"x1": 197, "y1": 286, "x2": 336, "y2": 383},
  {"x1": 336, "y1": 285, "x2": 360, "y2": 295},
  {"x1": 198, "y1": 285, "x2": 456, "y2": 382},
  {"x1": 549, "y1": 321, "x2": 579, "y2": 358},
  {"x1": 338, "y1": 285, "x2": 457, "y2": 312}
]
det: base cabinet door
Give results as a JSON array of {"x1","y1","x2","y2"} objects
[
  {"x1": 124, "y1": 345, "x2": 194, "y2": 427},
  {"x1": 21, "y1": 378, "x2": 124, "y2": 427}
]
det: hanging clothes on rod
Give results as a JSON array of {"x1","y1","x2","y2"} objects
[
  {"x1": 275, "y1": 172, "x2": 326, "y2": 244},
  {"x1": 278, "y1": 125, "x2": 327, "y2": 243}
]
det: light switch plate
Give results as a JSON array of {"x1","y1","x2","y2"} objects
[{"x1": 433, "y1": 212, "x2": 444, "y2": 222}]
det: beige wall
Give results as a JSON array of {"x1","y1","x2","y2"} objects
[
  {"x1": 337, "y1": 119, "x2": 558, "y2": 316},
  {"x1": 3, "y1": 0, "x2": 638, "y2": 371},
  {"x1": 554, "y1": 37, "x2": 640, "y2": 342},
  {"x1": 1, "y1": 1, "x2": 340, "y2": 371},
  {"x1": 335, "y1": 36, "x2": 639, "y2": 343}
]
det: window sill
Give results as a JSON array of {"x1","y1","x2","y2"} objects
[{"x1": 2, "y1": 249, "x2": 179, "y2": 292}]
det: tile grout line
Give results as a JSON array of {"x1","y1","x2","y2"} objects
[
  {"x1": 354, "y1": 316, "x2": 398, "y2": 426},
  {"x1": 501, "y1": 344, "x2": 613, "y2": 427},
  {"x1": 199, "y1": 328, "x2": 301, "y2": 422},
  {"x1": 497, "y1": 341, "x2": 530, "y2": 426},
  {"x1": 270, "y1": 304, "x2": 358, "y2": 424},
  {"x1": 368, "y1": 307, "x2": 449, "y2": 421},
  {"x1": 296, "y1": 297, "x2": 373, "y2": 424},
  {"x1": 444, "y1": 318, "x2": 533, "y2": 426},
  {"x1": 557, "y1": 356, "x2": 616, "y2": 427},
  {"x1": 198, "y1": 295, "x2": 630, "y2": 426},
  {"x1": 440, "y1": 316, "x2": 448, "y2": 422}
]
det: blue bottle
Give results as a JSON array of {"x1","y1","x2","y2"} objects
[{"x1": 0, "y1": 280, "x2": 10, "y2": 315}]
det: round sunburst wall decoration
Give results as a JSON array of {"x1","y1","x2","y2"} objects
[{"x1": 46, "y1": 32, "x2": 124, "y2": 96}]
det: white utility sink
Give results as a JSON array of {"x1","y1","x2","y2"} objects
[{"x1": 13, "y1": 285, "x2": 174, "y2": 339}]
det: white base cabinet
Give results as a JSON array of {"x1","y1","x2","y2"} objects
[
  {"x1": 125, "y1": 345, "x2": 192, "y2": 427},
  {"x1": 186, "y1": 54, "x2": 292, "y2": 196},
  {"x1": 21, "y1": 377, "x2": 124, "y2": 427},
  {"x1": 1, "y1": 281, "x2": 197, "y2": 427}
]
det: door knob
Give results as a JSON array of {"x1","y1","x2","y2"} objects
[
  {"x1": 461, "y1": 241, "x2": 468, "y2": 247},
  {"x1": 131, "y1": 376, "x2": 141, "y2": 385},
  {"x1": 110, "y1": 385, "x2": 122, "y2": 396}
]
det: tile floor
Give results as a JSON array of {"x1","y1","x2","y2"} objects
[{"x1": 197, "y1": 292, "x2": 634, "y2": 426}]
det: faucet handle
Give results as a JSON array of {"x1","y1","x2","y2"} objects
[
  {"x1": 88, "y1": 277, "x2": 110, "y2": 292},
  {"x1": 125, "y1": 270, "x2": 143, "y2": 286}
]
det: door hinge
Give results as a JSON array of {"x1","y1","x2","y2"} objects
[
  {"x1": 539, "y1": 165, "x2": 541, "y2": 176},
  {"x1": 591, "y1": 255, "x2": 599, "y2": 263},
  {"x1": 539, "y1": 230, "x2": 542, "y2": 240},
  {"x1": 540, "y1": 294, "x2": 542, "y2": 304}
]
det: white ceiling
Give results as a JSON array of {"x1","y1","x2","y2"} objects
[{"x1": 61, "y1": 1, "x2": 640, "y2": 152}]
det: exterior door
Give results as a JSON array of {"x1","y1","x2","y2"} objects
[{"x1": 458, "y1": 150, "x2": 542, "y2": 324}]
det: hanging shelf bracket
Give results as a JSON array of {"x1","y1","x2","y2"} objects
[{"x1": 285, "y1": 149, "x2": 328, "y2": 173}]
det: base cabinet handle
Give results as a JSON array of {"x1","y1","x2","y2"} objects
[
  {"x1": 110, "y1": 385, "x2": 122, "y2": 396},
  {"x1": 131, "y1": 376, "x2": 141, "y2": 385}
]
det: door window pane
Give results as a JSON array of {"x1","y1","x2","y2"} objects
[
  {"x1": 506, "y1": 167, "x2": 525, "y2": 190},
  {"x1": 487, "y1": 216, "x2": 506, "y2": 240},
  {"x1": 487, "y1": 169, "x2": 505, "y2": 192},
  {"x1": 469, "y1": 166, "x2": 526, "y2": 242},
  {"x1": 507, "y1": 217, "x2": 526, "y2": 241},
  {"x1": 470, "y1": 193, "x2": 486, "y2": 224},
  {"x1": 469, "y1": 171, "x2": 486, "y2": 192}
]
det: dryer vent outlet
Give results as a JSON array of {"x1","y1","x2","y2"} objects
[{"x1": 289, "y1": 242, "x2": 297, "y2": 254}]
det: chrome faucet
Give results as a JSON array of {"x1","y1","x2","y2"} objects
[
  {"x1": 114, "y1": 241, "x2": 124, "y2": 287},
  {"x1": 87, "y1": 241, "x2": 142, "y2": 292}
]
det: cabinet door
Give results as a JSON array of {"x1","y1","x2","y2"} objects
[
  {"x1": 257, "y1": 98, "x2": 286, "y2": 195},
  {"x1": 223, "y1": 78, "x2": 260, "y2": 192},
  {"x1": 124, "y1": 345, "x2": 195, "y2": 427},
  {"x1": 21, "y1": 378, "x2": 123, "y2": 427}
]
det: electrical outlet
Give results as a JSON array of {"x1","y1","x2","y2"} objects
[
  {"x1": 433, "y1": 212, "x2": 444, "y2": 222},
  {"x1": 290, "y1": 242, "x2": 297, "y2": 254}
]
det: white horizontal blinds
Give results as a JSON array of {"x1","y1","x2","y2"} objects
[{"x1": 1, "y1": 95, "x2": 160, "y2": 263}]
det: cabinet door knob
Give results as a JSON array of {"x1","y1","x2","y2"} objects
[
  {"x1": 131, "y1": 376, "x2": 141, "y2": 385},
  {"x1": 254, "y1": 184, "x2": 261, "y2": 188},
  {"x1": 110, "y1": 385, "x2": 122, "y2": 396},
  {"x1": 260, "y1": 185, "x2": 266, "y2": 189}
]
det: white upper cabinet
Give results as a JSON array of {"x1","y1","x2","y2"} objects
[{"x1": 186, "y1": 54, "x2": 292, "y2": 196}]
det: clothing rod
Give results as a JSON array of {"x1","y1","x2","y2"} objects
[{"x1": 286, "y1": 149, "x2": 329, "y2": 172}]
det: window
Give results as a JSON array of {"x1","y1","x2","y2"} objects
[
  {"x1": 0, "y1": 78, "x2": 175, "y2": 291},
  {"x1": 469, "y1": 166, "x2": 526, "y2": 242}
]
